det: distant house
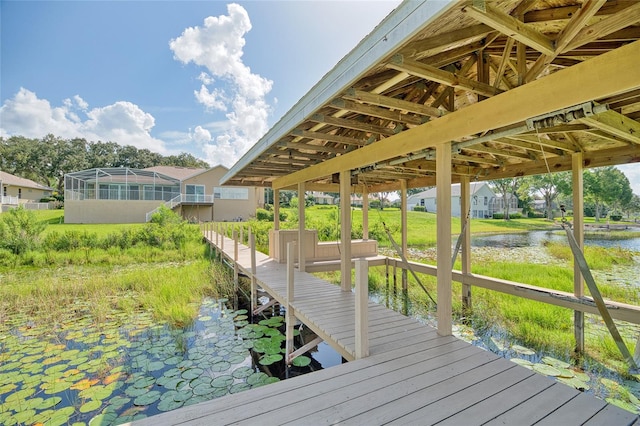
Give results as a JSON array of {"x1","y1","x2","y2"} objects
[
  {"x1": 311, "y1": 192, "x2": 335, "y2": 205},
  {"x1": 64, "y1": 165, "x2": 264, "y2": 223},
  {"x1": 407, "y1": 182, "x2": 516, "y2": 218},
  {"x1": 1, "y1": 171, "x2": 54, "y2": 211}
]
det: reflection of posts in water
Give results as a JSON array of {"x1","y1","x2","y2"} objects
[
  {"x1": 385, "y1": 259, "x2": 390, "y2": 309},
  {"x1": 233, "y1": 230, "x2": 239, "y2": 311},
  {"x1": 402, "y1": 269, "x2": 408, "y2": 316}
]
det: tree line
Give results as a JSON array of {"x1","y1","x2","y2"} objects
[
  {"x1": 490, "y1": 167, "x2": 639, "y2": 221},
  {"x1": 0, "y1": 134, "x2": 210, "y2": 193}
]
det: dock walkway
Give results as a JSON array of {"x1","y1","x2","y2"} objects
[{"x1": 135, "y1": 231, "x2": 639, "y2": 425}]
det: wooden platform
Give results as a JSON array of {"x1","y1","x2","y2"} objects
[{"x1": 132, "y1": 231, "x2": 639, "y2": 425}]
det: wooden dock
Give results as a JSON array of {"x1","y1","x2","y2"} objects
[{"x1": 133, "y1": 230, "x2": 639, "y2": 425}]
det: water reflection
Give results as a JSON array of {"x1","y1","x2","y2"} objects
[{"x1": 472, "y1": 230, "x2": 640, "y2": 251}]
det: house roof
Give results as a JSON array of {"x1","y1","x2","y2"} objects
[
  {"x1": 0, "y1": 171, "x2": 53, "y2": 191},
  {"x1": 144, "y1": 165, "x2": 229, "y2": 182},
  {"x1": 408, "y1": 182, "x2": 490, "y2": 201},
  {"x1": 220, "y1": 0, "x2": 640, "y2": 193}
]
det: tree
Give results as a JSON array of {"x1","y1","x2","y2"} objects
[
  {"x1": 584, "y1": 167, "x2": 633, "y2": 221},
  {"x1": 623, "y1": 194, "x2": 640, "y2": 220},
  {"x1": 519, "y1": 172, "x2": 571, "y2": 220},
  {"x1": 489, "y1": 178, "x2": 519, "y2": 220},
  {"x1": 375, "y1": 192, "x2": 391, "y2": 210}
]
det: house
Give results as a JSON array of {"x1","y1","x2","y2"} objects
[
  {"x1": 1, "y1": 171, "x2": 54, "y2": 212},
  {"x1": 63, "y1": 165, "x2": 264, "y2": 223},
  {"x1": 407, "y1": 182, "x2": 517, "y2": 218},
  {"x1": 311, "y1": 191, "x2": 335, "y2": 205}
]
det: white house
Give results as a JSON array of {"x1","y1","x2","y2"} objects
[
  {"x1": 407, "y1": 182, "x2": 515, "y2": 218},
  {"x1": 1, "y1": 171, "x2": 54, "y2": 212}
]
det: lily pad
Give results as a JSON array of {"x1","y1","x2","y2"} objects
[
  {"x1": 13, "y1": 409, "x2": 36, "y2": 424},
  {"x1": 232, "y1": 366, "x2": 254, "y2": 379},
  {"x1": 532, "y1": 363, "x2": 562, "y2": 377},
  {"x1": 134, "y1": 390, "x2": 161, "y2": 406},
  {"x1": 37, "y1": 396, "x2": 62, "y2": 410},
  {"x1": 182, "y1": 367, "x2": 204, "y2": 380},
  {"x1": 510, "y1": 358, "x2": 534, "y2": 369},
  {"x1": 211, "y1": 375, "x2": 234, "y2": 388},
  {"x1": 80, "y1": 400, "x2": 102, "y2": 413},
  {"x1": 259, "y1": 354, "x2": 283, "y2": 366},
  {"x1": 292, "y1": 356, "x2": 311, "y2": 367},
  {"x1": 541, "y1": 356, "x2": 571, "y2": 369},
  {"x1": 157, "y1": 398, "x2": 184, "y2": 412},
  {"x1": 557, "y1": 376, "x2": 591, "y2": 391},
  {"x1": 511, "y1": 344, "x2": 535, "y2": 356}
]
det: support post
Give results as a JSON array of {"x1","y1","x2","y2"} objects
[
  {"x1": 249, "y1": 230, "x2": 257, "y2": 314},
  {"x1": 460, "y1": 176, "x2": 472, "y2": 317},
  {"x1": 285, "y1": 242, "x2": 296, "y2": 364},
  {"x1": 274, "y1": 189, "x2": 280, "y2": 231},
  {"x1": 232, "y1": 229, "x2": 240, "y2": 309},
  {"x1": 240, "y1": 224, "x2": 244, "y2": 245},
  {"x1": 298, "y1": 182, "x2": 306, "y2": 272},
  {"x1": 355, "y1": 259, "x2": 369, "y2": 359},
  {"x1": 400, "y1": 179, "x2": 408, "y2": 315},
  {"x1": 362, "y1": 186, "x2": 369, "y2": 240},
  {"x1": 220, "y1": 224, "x2": 225, "y2": 252},
  {"x1": 436, "y1": 143, "x2": 453, "y2": 336},
  {"x1": 572, "y1": 152, "x2": 585, "y2": 355},
  {"x1": 340, "y1": 170, "x2": 352, "y2": 291}
]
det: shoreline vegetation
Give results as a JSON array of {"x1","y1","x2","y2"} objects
[{"x1": 1, "y1": 206, "x2": 639, "y2": 406}]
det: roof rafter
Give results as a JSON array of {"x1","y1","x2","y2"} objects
[
  {"x1": 580, "y1": 109, "x2": 640, "y2": 145},
  {"x1": 342, "y1": 89, "x2": 447, "y2": 118},
  {"x1": 387, "y1": 55, "x2": 503, "y2": 98},
  {"x1": 462, "y1": 1, "x2": 555, "y2": 56}
]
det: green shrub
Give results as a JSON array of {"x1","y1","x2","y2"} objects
[
  {"x1": 0, "y1": 207, "x2": 47, "y2": 254},
  {"x1": 256, "y1": 208, "x2": 272, "y2": 221},
  {"x1": 413, "y1": 206, "x2": 426, "y2": 212},
  {"x1": 610, "y1": 213, "x2": 622, "y2": 221}
]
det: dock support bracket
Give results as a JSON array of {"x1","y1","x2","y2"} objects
[{"x1": 288, "y1": 336, "x2": 324, "y2": 364}]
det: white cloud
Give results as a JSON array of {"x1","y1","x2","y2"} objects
[
  {"x1": 169, "y1": 3, "x2": 272, "y2": 167},
  {"x1": 192, "y1": 125, "x2": 212, "y2": 143},
  {"x1": 0, "y1": 87, "x2": 167, "y2": 153},
  {"x1": 194, "y1": 85, "x2": 227, "y2": 111}
]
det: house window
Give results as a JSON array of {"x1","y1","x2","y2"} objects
[
  {"x1": 18, "y1": 188, "x2": 22, "y2": 199},
  {"x1": 3, "y1": 187, "x2": 6, "y2": 197},
  {"x1": 185, "y1": 185, "x2": 205, "y2": 202},
  {"x1": 214, "y1": 187, "x2": 249, "y2": 200},
  {"x1": 484, "y1": 196, "x2": 488, "y2": 206}
]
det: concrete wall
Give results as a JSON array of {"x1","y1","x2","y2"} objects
[{"x1": 64, "y1": 200, "x2": 160, "y2": 223}]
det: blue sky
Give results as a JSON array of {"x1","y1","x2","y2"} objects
[
  {"x1": 1, "y1": 0, "x2": 638, "y2": 194},
  {"x1": 1, "y1": 0, "x2": 401, "y2": 167}
]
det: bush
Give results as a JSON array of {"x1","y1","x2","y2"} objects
[
  {"x1": 493, "y1": 212, "x2": 522, "y2": 219},
  {"x1": 0, "y1": 207, "x2": 47, "y2": 254},
  {"x1": 413, "y1": 206, "x2": 426, "y2": 212},
  {"x1": 256, "y1": 208, "x2": 272, "y2": 221},
  {"x1": 528, "y1": 212, "x2": 545, "y2": 218},
  {"x1": 610, "y1": 213, "x2": 623, "y2": 221}
]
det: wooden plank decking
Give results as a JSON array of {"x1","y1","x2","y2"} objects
[{"x1": 133, "y1": 231, "x2": 639, "y2": 425}]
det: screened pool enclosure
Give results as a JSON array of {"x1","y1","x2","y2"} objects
[{"x1": 64, "y1": 168, "x2": 181, "y2": 202}]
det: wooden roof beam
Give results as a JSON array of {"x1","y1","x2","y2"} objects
[
  {"x1": 580, "y1": 109, "x2": 640, "y2": 145},
  {"x1": 401, "y1": 24, "x2": 495, "y2": 59},
  {"x1": 462, "y1": 1, "x2": 555, "y2": 56},
  {"x1": 387, "y1": 55, "x2": 503, "y2": 98},
  {"x1": 342, "y1": 89, "x2": 447, "y2": 119},
  {"x1": 281, "y1": 142, "x2": 345, "y2": 154},
  {"x1": 503, "y1": 135, "x2": 577, "y2": 152},
  {"x1": 290, "y1": 129, "x2": 369, "y2": 147},
  {"x1": 330, "y1": 99, "x2": 426, "y2": 126},
  {"x1": 526, "y1": 0, "x2": 610, "y2": 82},
  {"x1": 563, "y1": 2, "x2": 640, "y2": 53},
  {"x1": 307, "y1": 114, "x2": 397, "y2": 136}
]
